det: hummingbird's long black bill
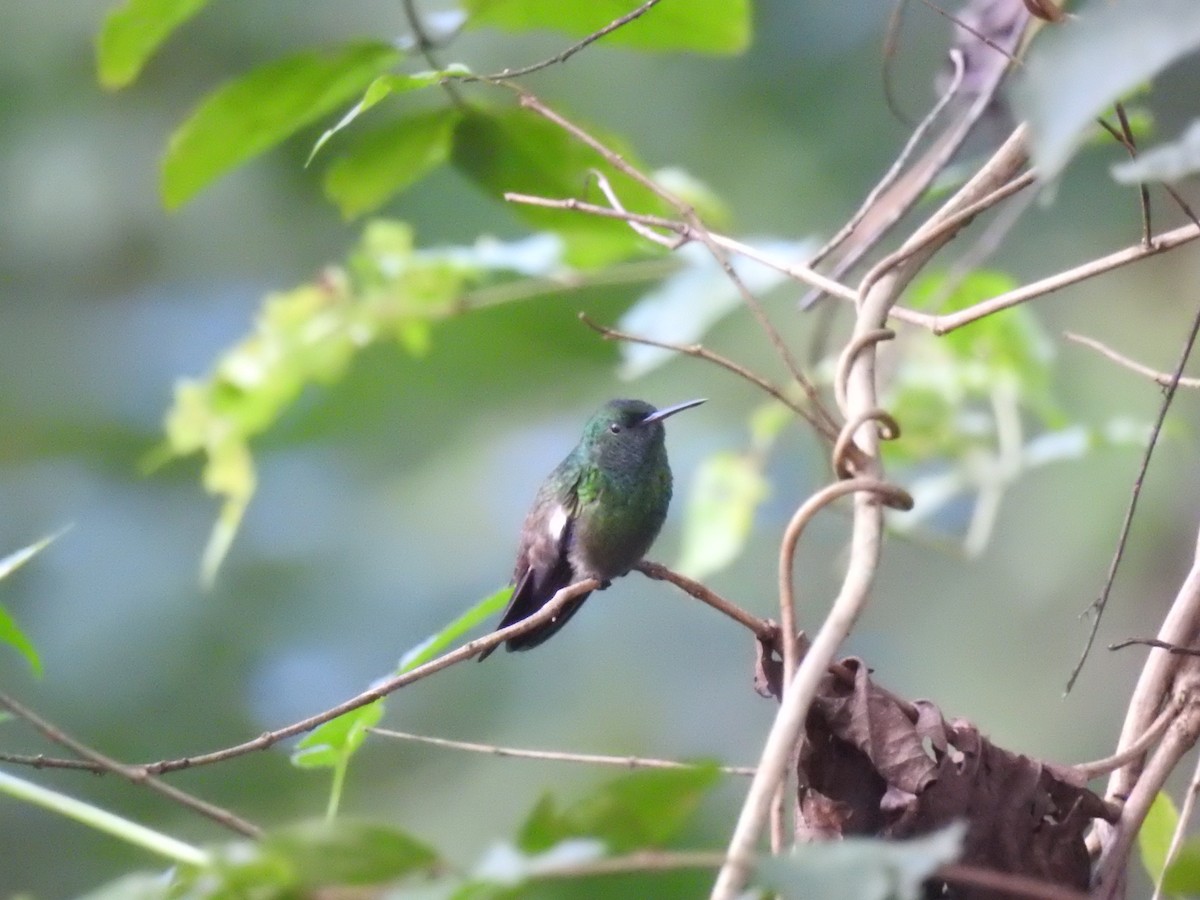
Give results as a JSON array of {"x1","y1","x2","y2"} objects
[{"x1": 639, "y1": 398, "x2": 706, "y2": 426}]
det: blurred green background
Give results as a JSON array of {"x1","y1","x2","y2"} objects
[{"x1": 3, "y1": 1, "x2": 1200, "y2": 895}]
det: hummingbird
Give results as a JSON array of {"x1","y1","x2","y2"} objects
[{"x1": 478, "y1": 398, "x2": 706, "y2": 659}]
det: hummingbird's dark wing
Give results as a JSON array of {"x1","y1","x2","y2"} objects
[{"x1": 478, "y1": 491, "x2": 593, "y2": 660}]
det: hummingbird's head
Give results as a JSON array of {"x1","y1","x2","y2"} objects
[{"x1": 582, "y1": 398, "x2": 706, "y2": 468}]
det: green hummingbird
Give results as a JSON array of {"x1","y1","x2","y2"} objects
[{"x1": 479, "y1": 398, "x2": 706, "y2": 659}]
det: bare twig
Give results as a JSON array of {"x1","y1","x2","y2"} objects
[
  {"x1": 116, "y1": 581, "x2": 599, "y2": 775},
  {"x1": 483, "y1": 0, "x2": 664, "y2": 80},
  {"x1": 807, "y1": 48, "x2": 966, "y2": 271},
  {"x1": 369, "y1": 727, "x2": 755, "y2": 776},
  {"x1": 400, "y1": 0, "x2": 465, "y2": 107},
  {"x1": 578, "y1": 313, "x2": 833, "y2": 439},
  {"x1": 1074, "y1": 698, "x2": 1181, "y2": 781},
  {"x1": 1066, "y1": 294, "x2": 1200, "y2": 692},
  {"x1": 0, "y1": 691, "x2": 260, "y2": 837},
  {"x1": 915, "y1": 221, "x2": 1200, "y2": 334},
  {"x1": 1065, "y1": 332, "x2": 1200, "y2": 389},
  {"x1": 634, "y1": 560, "x2": 777, "y2": 642},
  {"x1": 1110, "y1": 638, "x2": 1200, "y2": 657},
  {"x1": 778, "y1": 478, "x2": 914, "y2": 689}
]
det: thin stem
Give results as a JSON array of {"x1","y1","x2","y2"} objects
[
  {"x1": 1065, "y1": 332, "x2": 1200, "y2": 389},
  {"x1": 634, "y1": 559, "x2": 777, "y2": 641},
  {"x1": 370, "y1": 728, "x2": 756, "y2": 776},
  {"x1": 1075, "y1": 697, "x2": 1180, "y2": 781}
]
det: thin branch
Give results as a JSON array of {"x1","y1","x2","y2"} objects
[
  {"x1": 918, "y1": 221, "x2": 1200, "y2": 334},
  {"x1": 503, "y1": 192, "x2": 858, "y2": 303},
  {"x1": 808, "y1": 48, "x2": 965, "y2": 271},
  {"x1": 1074, "y1": 697, "x2": 1181, "y2": 781},
  {"x1": 0, "y1": 691, "x2": 260, "y2": 837},
  {"x1": 400, "y1": 0, "x2": 465, "y2": 108},
  {"x1": 577, "y1": 313, "x2": 834, "y2": 442},
  {"x1": 1153, "y1": 750, "x2": 1200, "y2": 900},
  {"x1": 127, "y1": 580, "x2": 599, "y2": 775},
  {"x1": 1094, "y1": 669, "x2": 1200, "y2": 898},
  {"x1": 1107, "y1": 106, "x2": 1153, "y2": 247},
  {"x1": 1110, "y1": 638, "x2": 1200, "y2": 657},
  {"x1": 917, "y1": 0, "x2": 1018, "y2": 62},
  {"x1": 483, "y1": 0, "x2": 664, "y2": 80},
  {"x1": 1066, "y1": 293, "x2": 1200, "y2": 692},
  {"x1": 778, "y1": 478, "x2": 913, "y2": 689},
  {"x1": 633, "y1": 559, "x2": 777, "y2": 642},
  {"x1": 369, "y1": 728, "x2": 756, "y2": 776},
  {"x1": 1065, "y1": 332, "x2": 1200, "y2": 389}
]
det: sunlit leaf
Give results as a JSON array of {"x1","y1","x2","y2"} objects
[
  {"x1": 292, "y1": 701, "x2": 384, "y2": 770},
  {"x1": 1164, "y1": 839, "x2": 1200, "y2": 892},
  {"x1": 162, "y1": 42, "x2": 402, "y2": 208},
  {"x1": 1113, "y1": 119, "x2": 1200, "y2": 184},
  {"x1": 755, "y1": 823, "x2": 964, "y2": 900},
  {"x1": 1011, "y1": 0, "x2": 1200, "y2": 179},
  {"x1": 1140, "y1": 791, "x2": 1180, "y2": 889},
  {"x1": 324, "y1": 108, "x2": 462, "y2": 218},
  {"x1": 400, "y1": 585, "x2": 512, "y2": 672},
  {"x1": 96, "y1": 0, "x2": 210, "y2": 89},
  {"x1": 0, "y1": 605, "x2": 42, "y2": 678},
  {"x1": 519, "y1": 765, "x2": 720, "y2": 854},
  {"x1": 676, "y1": 451, "x2": 768, "y2": 581},
  {"x1": 308, "y1": 67, "x2": 467, "y2": 164},
  {"x1": 462, "y1": 0, "x2": 750, "y2": 55}
]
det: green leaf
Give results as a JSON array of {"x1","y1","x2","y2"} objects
[
  {"x1": 1141, "y1": 791, "x2": 1181, "y2": 889},
  {"x1": 755, "y1": 823, "x2": 965, "y2": 900},
  {"x1": 95, "y1": 0, "x2": 210, "y2": 89},
  {"x1": 452, "y1": 107, "x2": 667, "y2": 267},
  {"x1": 1164, "y1": 840, "x2": 1200, "y2": 893},
  {"x1": 399, "y1": 585, "x2": 512, "y2": 672},
  {"x1": 472, "y1": 838, "x2": 606, "y2": 887},
  {"x1": 1010, "y1": 0, "x2": 1200, "y2": 180},
  {"x1": 324, "y1": 108, "x2": 462, "y2": 218},
  {"x1": 162, "y1": 42, "x2": 403, "y2": 209},
  {"x1": 259, "y1": 820, "x2": 439, "y2": 887},
  {"x1": 518, "y1": 765, "x2": 720, "y2": 854},
  {"x1": 0, "y1": 605, "x2": 42, "y2": 678},
  {"x1": 676, "y1": 451, "x2": 768, "y2": 581},
  {"x1": 308, "y1": 67, "x2": 467, "y2": 164},
  {"x1": 292, "y1": 700, "x2": 384, "y2": 770},
  {"x1": 77, "y1": 871, "x2": 175, "y2": 900},
  {"x1": 462, "y1": 0, "x2": 750, "y2": 55}
]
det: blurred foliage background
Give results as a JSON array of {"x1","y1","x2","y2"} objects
[{"x1": 2, "y1": 0, "x2": 1200, "y2": 895}]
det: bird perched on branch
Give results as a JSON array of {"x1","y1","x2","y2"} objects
[{"x1": 479, "y1": 398, "x2": 705, "y2": 659}]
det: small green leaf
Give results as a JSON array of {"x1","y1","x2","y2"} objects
[
  {"x1": 162, "y1": 42, "x2": 403, "y2": 208},
  {"x1": 0, "y1": 605, "x2": 42, "y2": 678},
  {"x1": 676, "y1": 451, "x2": 768, "y2": 581},
  {"x1": 1140, "y1": 791, "x2": 1181, "y2": 889},
  {"x1": 400, "y1": 585, "x2": 512, "y2": 672},
  {"x1": 462, "y1": 0, "x2": 750, "y2": 55},
  {"x1": 473, "y1": 838, "x2": 606, "y2": 887},
  {"x1": 260, "y1": 819, "x2": 439, "y2": 886},
  {"x1": 292, "y1": 700, "x2": 384, "y2": 770},
  {"x1": 308, "y1": 67, "x2": 466, "y2": 164},
  {"x1": 518, "y1": 765, "x2": 720, "y2": 854},
  {"x1": 324, "y1": 108, "x2": 462, "y2": 218},
  {"x1": 96, "y1": 0, "x2": 210, "y2": 89},
  {"x1": 755, "y1": 823, "x2": 964, "y2": 900}
]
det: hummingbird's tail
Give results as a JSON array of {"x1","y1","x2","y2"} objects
[{"x1": 477, "y1": 566, "x2": 592, "y2": 660}]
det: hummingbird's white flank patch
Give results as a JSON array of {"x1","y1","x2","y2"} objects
[{"x1": 547, "y1": 504, "x2": 569, "y2": 540}]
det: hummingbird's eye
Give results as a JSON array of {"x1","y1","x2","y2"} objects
[{"x1": 609, "y1": 422, "x2": 622, "y2": 434}]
